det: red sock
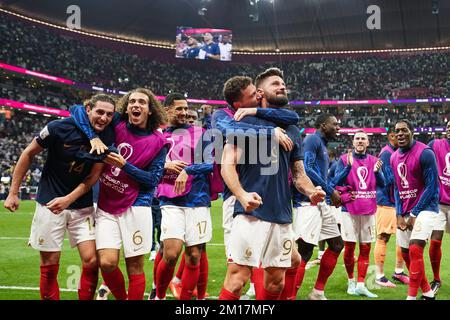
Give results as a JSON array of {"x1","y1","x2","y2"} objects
[
  {"x1": 314, "y1": 249, "x2": 340, "y2": 291},
  {"x1": 251, "y1": 267, "x2": 264, "y2": 299},
  {"x1": 279, "y1": 267, "x2": 297, "y2": 300},
  {"x1": 197, "y1": 251, "x2": 209, "y2": 300},
  {"x1": 401, "y1": 250, "x2": 411, "y2": 270},
  {"x1": 258, "y1": 287, "x2": 281, "y2": 300},
  {"x1": 127, "y1": 273, "x2": 146, "y2": 300},
  {"x1": 155, "y1": 259, "x2": 175, "y2": 299},
  {"x1": 292, "y1": 260, "x2": 307, "y2": 299},
  {"x1": 40, "y1": 264, "x2": 60, "y2": 300},
  {"x1": 176, "y1": 254, "x2": 186, "y2": 280},
  {"x1": 408, "y1": 244, "x2": 426, "y2": 297},
  {"x1": 357, "y1": 243, "x2": 371, "y2": 282},
  {"x1": 78, "y1": 265, "x2": 98, "y2": 300},
  {"x1": 343, "y1": 242, "x2": 356, "y2": 280},
  {"x1": 153, "y1": 250, "x2": 163, "y2": 285},
  {"x1": 180, "y1": 262, "x2": 200, "y2": 300},
  {"x1": 219, "y1": 288, "x2": 240, "y2": 300},
  {"x1": 101, "y1": 268, "x2": 127, "y2": 300},
  {"x1": 429, "y1": 239, "x2": 442, "y2": 281}
]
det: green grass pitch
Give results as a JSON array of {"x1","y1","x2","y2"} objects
[{"x1": 0, "y1": 200, "x2": 448, "y2": 300}]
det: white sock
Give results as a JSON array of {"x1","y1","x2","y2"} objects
[
  {"x1": 376, "y1": 273, "x2": 385, "y2": 280},
  {"x1": 422, "y1": 290, "x2": 434, "y2": 298},
  {"x1": 356, "y1": 282, "x2": 365, "y2": 289},
  {"x1": 313, "y1": 288, "x2": 325, "y2": 296},
  {"x1": 395, "y1": 268, "x2": 404, "y2": 274},
  {"x1": 172, "y1": 276, "x2": 181, "y2": 284},
  {"x1": 348, "y1": 278, "x2": 355, "y2": 284},
  {"x1": 406, "y1": 296, "x2": 416, "y2": 300},
  {"x1": 318, "y1": 250, "x2": 325, "y2": 260}
]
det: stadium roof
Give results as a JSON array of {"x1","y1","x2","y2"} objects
[{"x1": 1, "y1": 0, "x2": 449, "y2": 52}]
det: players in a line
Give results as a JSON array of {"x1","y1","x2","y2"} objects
[
  {"x1": 4, "y1": 94, "x2": 116, "y2": 300},
  {"x1": 374, "y1": 127, "x2": 409, "y2": 288},
  {"x1": 292, "y1": 113, "x2": 345, "y2": 300},
  {"x1": 334, "y1": 130, "x2": 386, "y2": 298},
  {"x1": 218, "y1": 68, "x2": 325, "y2": 300},
  {"x1": 427, "y1": 119, "x2": 450, "y2": 295},
  {"x1": 70, "y1": 88, "x2": 168, "y2": 300},
  {"x1": 391, "y1": 119, "x2": 439, "y2": 300}
]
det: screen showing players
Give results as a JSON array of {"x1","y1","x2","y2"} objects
[{"x1": 176, "y1": 27, "x2": 232, "y2": 61}]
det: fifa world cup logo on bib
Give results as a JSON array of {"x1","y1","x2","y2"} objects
[
  {"x1": 356, "y1": 166, "x2": 368, "y2": 190},
  {"x1": 397, "y1": 162, "x2": 409, "y2": 188},
  {"x1": 444, "y1": 152, "x2": 450, "y2": 177},
  {"x1": 111, "y1": 143, "x2": 134, "y2": 176}
]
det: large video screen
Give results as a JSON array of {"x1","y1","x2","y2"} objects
[{"x1": 176, "y1": 27, "x2": 232, "y2": 61}]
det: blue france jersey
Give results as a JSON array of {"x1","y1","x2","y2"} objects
[
  {"x1": 184, "y1": 47, "x2": 200, "y2": 59},
  {"x1": 35, "y1": 118, "x2": 114, "y2": 209},
  {"x1": 230, "y1": 118, "x2": 303, "y2": 224},
  {"x1": 202, "y1": 42, "x2": 220, "y2": 59}
]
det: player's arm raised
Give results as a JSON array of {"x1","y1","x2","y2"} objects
[
  {"x1": 291, "y1": 159, "x2": 325, "y2": 205},
  {"x1": 221, "y1": 143, "x2": 262, "y2": 212},
  {"x1": 46, "y1": 163, "x2": 104, "y2": 214},
  {"x1": 4, "y1": 139, "x2": 44, "y2": 212}
]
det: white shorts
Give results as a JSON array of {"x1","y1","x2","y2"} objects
[
  {"x1": 222, "y1": 196, "x2": 236, "y2": 258},
  {"x1": 434, "y1": 204, "x2": 450, "y2": 233},
  {"x1": 229, "y1": 214, "x2": 294, "y2": 268},
  {"x1": 340, "y1": 212, "x2": 376, "y2": 243},
  {"x1": 396, "y1": 211, "x2": 438, "y2": 249},
  {"x1": 96, "y1": 206, "x2": 152, "y2": 258},
  {"x1": 331, "y1": 206, "x2": 342, "y2": 225},
  {"x1": 160, "y1": 206, "x2": 212, "y2": 247},
  {"x1": 293, "y1": 202, "x2": 341, "y2": 245},
  {"x1": 29, "y1": 203, "x2": 95, "y2": 252}
]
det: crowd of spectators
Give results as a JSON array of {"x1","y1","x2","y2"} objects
[{"x1": 1, "y1": 13, "x2": 449, "y2": 102}]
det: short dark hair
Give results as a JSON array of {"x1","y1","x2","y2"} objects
[
  {"x1": 86, "y1": 94, "x2": 116, "y2": 110},
  {"x1": 164, "y1": 92, "x2": 186, "y2": 108},
  {"x1": 255, "y1": 67, "x2": 284, "y2": 88},
  {"x1": 314, "y1": 113, "x2": 334, "y2": 129},
  {"x1": 223, "y1": 76, "x2": 253, "y2": 107},
  {"x1": 395, "y1": 119, "x2": 415, "y2": 132}
]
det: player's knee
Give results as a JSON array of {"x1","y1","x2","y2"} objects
[
  {"x1": 81, "y1": 255, "x2": 98, "y2": 268},
  {"x1": 99, "y1": 258, "x2": 119, "y2": 273},
  {"x1": 163, "y1": 250, "x2": 180, "y2": 266},
  {"x1": 377, "y1": 233, "x2": 390, "y2": 242},
  {"x1": 187, "y1": 252, "x2": 201, "y2": 265},
  {"x1": 296, "y1": 240, "x2": 314, "y2": 262},
  {"x1": 329, "y1": 237, "x2": 344, "y2": 253}
]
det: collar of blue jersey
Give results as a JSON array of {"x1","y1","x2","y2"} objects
[
  {"x1": 399, "y1": 139, "x2": 416, "y2": 154},
  {"x1": 225, "y1": 105, "x2": 237, "y2": 114},
  {"x1": 314, "y1": 130, "x2": 328, "y2": 144},
  {"x1": 166, "y1": 124, "x2": 191, "y2": 132},
  {"x1": 352, "y1": 150, "x2": 367, "y2": 159},
  {"x1": 387, "y1": 142, "x2": 398, "y2": 151},
  {"x1": 75, "y1": 145, "x2": 118, "y2": 162},
  {"x1": 126, "y1": 122, "x2": 153, "y2": 135}
]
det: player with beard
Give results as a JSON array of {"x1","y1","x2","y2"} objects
[
  {"x1": 291, "y1": 113, "x2": 345, "y2": 300},
  {"x1": 69, "y1": 88, "x2": 168, "y2": 300},
  {"x1": 426, "y1": 120, "x2": 450, "y2": 294},
  {"x1": 218, "y1": 68, "x2": 325, "y2": 300},
  {"x1": 334, "y1": 131, "x2": 386, "y2": 298},
  {"x1": 4, "y1": 94, "x2": 116, "y2": 300},
  {"x1": 374, "y1": 127, "x2": 409, "y2": 288},
  {"x1": 391, "y1": 119, "x2": 439, "y2": 300}
]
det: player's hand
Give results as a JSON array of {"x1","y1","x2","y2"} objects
[
  {"x1": 347, "y1": 150, "x2": 353, "y2": 166},
  {"x1": 274, "y1": 127, "x2": 294, "y2": 152},
  {"x1": 174, "y1": 170, "x2": 189, "y2": 195},
  {"x1": 374, "y1": 159, "x2": 383, "y2": 173},
  {"x1": 234, "y1": 108, "x2": 257, "y2": 122},
  {"x1": 237, "y1": 192, "x2": 262, "y2": 212},
  {"x1": 397, "y1": 216, "x2": 407, "y2": 231},
  {"x1": 165, "y1": 160, "x2": 188, "y2": 174},
  {"x1": 4, "y1": 193, "x2": 20, "y2": 212},
  {"x1": 406, "y1": 216, "x2": 416, "y2": 231},
  {"x1": 330, "y1": 189, "x2": 342, "y2": 207},
  {"x1": 46, "y1": 197, "x2": 71, "y2": 215},
  {"x1": 103, "y1": 152, "x2": 126, "y2": 168},
  {"x1": 309, "y1": 186, "x2": 326, "y2": 205},
  {"x1": 89, "y1": 137, "x2": 108, "y2": 155}
]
